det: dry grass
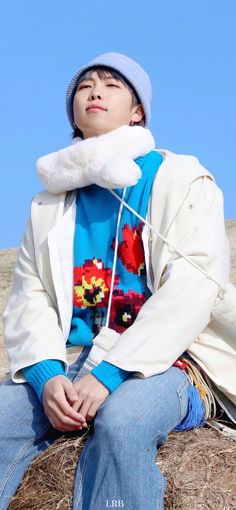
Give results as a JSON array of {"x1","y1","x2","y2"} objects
[
  {"x1": 0, "y1": 247, "x2": 18, "y2": 378},
  {"x1": 159, "y1": 427, "x2": 236, "y2": 509},
  {"x1": 8, "y1": 428, "x2": 91, "y2": 510},
  {"x1": 1, "y1": 219, "x2": 236, "y2": 509},
  {"x1": 7, "y1": 427, "x2": 236, "y2": 510}
]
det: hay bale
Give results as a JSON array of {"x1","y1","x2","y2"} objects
[
  {"x1": 158, "y1": 427, "x2": 236, "y2": 509},
  {"x1": 8, "y1": 425, "x2": 236, "y2": 510},
  {"x1": 8, "y1": 427, "x2": 91, "y2": 510}
]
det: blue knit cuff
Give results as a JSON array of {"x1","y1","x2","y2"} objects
[
  {"x1": 22, "y1": 359, "x2": 69, "y2": 403},
  {"x1": 90, "y1": 361, "x2": 131, "y2": 393}
]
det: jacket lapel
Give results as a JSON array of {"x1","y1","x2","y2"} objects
[{"x1": 47, "y1": 193, "x2": 77, "y2": 339}]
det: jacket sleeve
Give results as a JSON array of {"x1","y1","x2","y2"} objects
[
  {"x1": 100, "y1": 176, "x2": 230, "y2": 377},
  {"x1": 2, "y1": 212, "x2": 67, "y2": 383}
]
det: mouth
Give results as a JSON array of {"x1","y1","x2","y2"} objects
[{"x1": 86, "y1": 105, "x2": 107, "y2": 112}]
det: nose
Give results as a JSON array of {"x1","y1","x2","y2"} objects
[{"x1": 88, "y1": 83, "x2": 103, "y2": 101}]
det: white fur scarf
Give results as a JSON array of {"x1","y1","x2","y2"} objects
[
  {"x1": 36, "y1": 125, "x2": 236, "y2": 330},
  {"x1": 36, "y1": 125, "x2": 155, "y2": 193}
]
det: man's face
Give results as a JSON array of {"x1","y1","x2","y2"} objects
[{"x1": 73, "y1": 70, "x2": 143, "y2": 139}]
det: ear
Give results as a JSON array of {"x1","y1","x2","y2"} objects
[{"x1": 131, "y1": 104, "x2": 145, "y2": 124}]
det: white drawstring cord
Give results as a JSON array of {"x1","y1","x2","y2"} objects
[
  {"x1": 105, "y1": 188, "x2": 127, "y2": 328},
  {"x1": 108, "y1": 188, "x2": 226, "y2": 297}
]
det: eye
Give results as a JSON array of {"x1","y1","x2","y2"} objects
[
  {"x1": 107, "y1": 84, "x2": 119, "y2": 87},
  {"x1": 78, "y1": 85, "x2": 91, "y2": 90}
]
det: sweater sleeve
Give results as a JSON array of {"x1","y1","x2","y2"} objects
[
  {"x1": 23, "y1": 358, "x2": 131, "y2": 402},
  {"x1": 90, "y1": 361, "x2": 131, "y2": 393},
  {"x1": 22, "y1": 360, "x2": 69, "y2": 403}
]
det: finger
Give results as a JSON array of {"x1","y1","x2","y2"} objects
[
  {"x1": 71, "y1": 395, "x2": 86, "y2": 412},
  {"x1": 46, "y1": 410, "x2": 83, "y2": 432},
  {"x1": 75, "y1": 398, "x2": 94, "y2": 420},
  {"x1": 50, "y1": 406, "x2": 87, "y2": 430},
  {"x1": 53, "y1": 422, "x2": 84, "y2": 432},
  {"x1": 63, "y1": 380, "x2": 79, "y2": 403},
  {"x1": 55, "y1": 383, "x2": 87, "y2": 423},
  {"x1": 50, "y1": 417, "x2": 83, "y2": 432},
  {"x1": 86, "y1": 401, "x2": 101, "y2": 422}
]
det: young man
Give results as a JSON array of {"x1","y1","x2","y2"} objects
[{"x1": 1, "y1": 52, "x2": 235, "y2": 510}]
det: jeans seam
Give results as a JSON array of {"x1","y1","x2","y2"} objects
[
  {"x1": 163, "y1": 376, "x2": 190, "y2": 436},
  {"x1": 176, "y1": 377, "x2": 190, "y2": 422},
  {"x1": 0, "y1": 422, "x2": 52, "y2": 498},
  {"x1": 156, "y1": 473, "x2": 166, "y2": 510},
  {"x1": 148, "y1": 373, "x2": 190, "y2": 444},
  {"x1": 73, "y1": 435, "x2": 93, "y2": 509}
]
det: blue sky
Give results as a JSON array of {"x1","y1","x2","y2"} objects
[{"x1": 0, "y1": 0, "x2": 235, "y2": 249}]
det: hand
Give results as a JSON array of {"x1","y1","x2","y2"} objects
[
  {"x1": 42, "y1": 375, "x2": 88, "y2": 432},
  {"x1": 71, "y1": 373, "x2": 110, "y2": 422}
]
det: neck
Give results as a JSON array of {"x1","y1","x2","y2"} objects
[{"x1": 77, "y1": 123, "x2": 135, "y2": 140}]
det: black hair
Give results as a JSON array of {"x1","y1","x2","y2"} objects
[{"x1": 71, "y1": 65, "x2": 145, "y2": 139}]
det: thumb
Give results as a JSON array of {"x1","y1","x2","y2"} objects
[{"x1": 62, "y1": 378, "x2": 79, "y2": 402}]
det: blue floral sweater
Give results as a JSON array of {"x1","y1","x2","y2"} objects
[{"x1": 23, "y1": 150, "x2": 163, "y2": 401}]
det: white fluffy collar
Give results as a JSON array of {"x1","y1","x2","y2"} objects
[{"x1": 36, "y1": 125, "x2": 156, "y2": 193}]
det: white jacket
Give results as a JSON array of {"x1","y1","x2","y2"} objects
[{"x1": 2, "y1": 127, "x2": 236, "y2": 422}]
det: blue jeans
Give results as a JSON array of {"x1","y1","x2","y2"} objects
[{"x1": 0, "y1": 346, "x2": 193, "y2": 510}]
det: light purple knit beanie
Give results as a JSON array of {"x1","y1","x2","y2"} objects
[{"x1": 66, "y1": 51, "x2": 152, "y2": 129}]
